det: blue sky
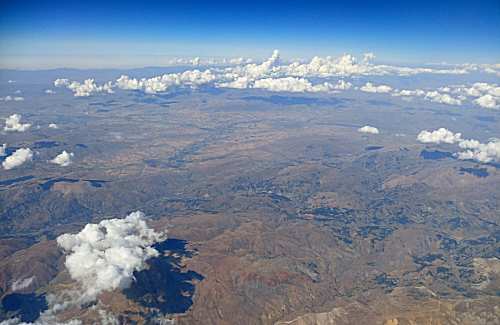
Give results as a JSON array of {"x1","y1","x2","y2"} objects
[{"x1": 0, "y1": 0, "x2": 499, "y2": 68}]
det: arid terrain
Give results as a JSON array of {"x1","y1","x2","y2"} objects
[{"x1": 0, "y1": 71, "x2": 499, "y2": 324}]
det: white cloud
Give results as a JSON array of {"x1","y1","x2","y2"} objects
[
  {"x1": 363, "y1": 52, "x2": 375, "y2": 63},
  {"x1": 416, "y1": 128, "x2": 500, "y2": 164},
  {"x1": 7, "y1": 80, "x2": 15, "y2": 83},
  {"x1": 56, "y1": 211, "x2": 166, "y2": 302},
  {"x1": 2, "y1": 148, "x2": 33, "y2": 170},
  {"x1": 424, "y1": 91, "x2": 462, "y2": 105},
  {"x1": 54, "y1": 79, "x2": 69, "y2": 87},
  {"x1": 333, "y1": 79, "x2": 352, "y2": 90},
  {"x1": 457, "y1": 139, "x2": 500, "y2": 163},
  {"x1": 358, "y1": 125, "x2": 379, "y2": 134},
  {"x1": 360, "y1": 82, "x2": 392, "y2": 93},
  {"x1": 0, "y1": 144, "x2": 6, "y2": 156},
  {"x1": 234, "y1": 49, "x2": 280, "y2": 79},
  {"x1": 4, "y1": 114, "x2": 31, "y2": 132},
  {"x1": 417, "y1": 128, "x2": 462, "y2": 144},
  {"x1": 115, "y1": 69, "x2": 216, "y2": 94},
  {"x1": 191, "y1": 57, "x2": 200, "y2": 66},
  {"x1": 432, "y1": 82, "x2": 500, "y2": 108},
  {"x1": 0, "y1": 96, "x2": 24, "y2": 101},
  {"x1": 392, "y1": 89, "x2": 425, "y2": 97},
  {"x1": 51, "y1": 51, "x2": 500, "y2": 100},
  {"x1": 217, "y1": 76, "x2": 252, "y2": 89},
  {"x1": 11, "y1": 276, "x2": 35, "y2": 291},
  {"x1": 229, "y1": 57, "x2": 253, "y2": 65},
  {"x1": 54, "y1": 78, "x2": 114, "y2": 97},
  {"x1": 50, "y1": 151, "x2": 74, "y2": 167},
  {"x1": 49, "y1": 123, "x2": 59, "y2": 129},
  {"x1": 45, "y1": 89, "x2": 56, "y2": 94},
  {"x1": 69, "y1": 79, "x2": 114, "y2": 97},
  {"x1": 475, "y1": 94, "x2": 498, "y2": 109}
]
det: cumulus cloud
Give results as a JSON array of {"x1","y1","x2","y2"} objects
[
  {"x1": 0, "y1": 96, "x2": 24, "y2": 101},
  {"x1": 360, "y1": 82, "x2": 392, "y2": 93},
  {"x1": 333, "y1": 79, "x2": 352, "y2": 90},
  {"x1": 416, "y1": 128, "x2": 500, "y2": 164},
  {"x1": 56, "y1": 211, "x2": 166, "y2": 302},
  {"x1": 49, "y1": 123, "x2": 58, "y2": 129},
  {"x1": 424, "y1": 91, "x2": 462, "y2": 105},
  {"x1": 358, "y1": 125, "x2": 379, "y2": 134},
  {"x1": 4, "y1": 114, "x2": 31, "y2": 132},
  {"x1": 54, "y1": 78, "x2": 114, "y2": 97},
  {"x1": 229, "y1": 57, "x2": 253, "y2": 65},
  {"x1": 417, "y1": 128, "x2": 462, "y2": 144},
  {"x1": 2, "y1": 148, "x2": 33, "y2": 170},
  {"x1": 11, "y1": 276, "x2": 35, "y2": 291},
  {"x1": 45, "y1": 89, "x2": 56, "y2": 94},
  {"x1": 457, "y1": 139, "x2": 500, "y2": 163},
  {"x1": 475, "y1": 94, "x2": 498, "y2": 109},
  {"x1": 54, "y1": 79, "x2": 69, "y2": 87},
  {"x1": 69, "y1": 79, "x2": 114, "y2": 97},
  {"x1": 52, "y1": 51, "x2": 500, "y2": 100},
  {"x1": 0, "y1": 144, "x2": 6, "y2": 156},
  {"x1": 115, "y1": 69, "x2": 216, "y2": 94},
  {"x1": 217, "y1": 76, "x2": 252, "y2": 89},
  {"x1": 429, "y1": 82, "x2": 500, "y2": 108},
  {"x1": 50, "y1": 151, "x2": 74, "y2": 167},
  {"x1": 392, "y1": 89, "x2": 425, "y2": 97}
]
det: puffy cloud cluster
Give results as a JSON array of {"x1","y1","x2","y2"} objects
[
  {"x1": 4, "y1": 114, "x2": 31, "y2": 132},
  {"x1": 424, "y1": 91, "x2": 462, "y2": 105},
  {"x1": 435, "y1": 82, "x2": 500, "y2": 109},
  {"x1": 358, "y1": 125, "x2": 380, "y2": 134},
  {"x1": 417, "y1": 128, "x2": 462, "y2": 144},
  {"x1": 457, "y1": 139, "x2": 500, "y2": 163},
  {"x1": 115, "y1": 69, "x2": 216, "y2": 94},
  {"x1": 52, "y1": 51, "x2": 500, "y2": 100},
  {"x1": 475, "y1": 94, "x2": 498, "y2": 109},
  {"x1": 49, "y1": 123, "x2": 58, "y2": 129},
  {"x1": 56, "y1": 211, "x2": 166, "y2": 301},
  {"x1": 391, "y1": 88, "x2": 462, "y2": 105},
  {"x1": 54, "y1": 78, "x2": 114, "y2": 97},
  {"x1": 417, "y1": 128, "x2": 500, "y2": 164},
  {"x1": 2, "y1": 148, "x2": 33, "y2": 170},
  {"x1": 278, "y1": 53, "x2": 471, "y2": 78},
  {"x1": 392, "y1": 89, "x2": 426, "y2": 97},
  {"x1": 50, "y1": 151, "x2": 74, "y2": 167},
  {"x1": 360, "y1": 82, "x2": 392, "y2": 93}
]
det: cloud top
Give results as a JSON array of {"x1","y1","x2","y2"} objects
[
  {"x1": 417, "y1": 128, "x2": 462, "y2": 144},
  {"x1": 358, "y1": 125, "x2": 380, "y2": 134},
  {"x1": 417, "y1": 128, "x2": 500, "y2": 163},
  {"x1": 57, "y1": 211, "x2": 166, "y2": 301},
  {"x1": 50, "y1": 151, "x2": 74, "y2": 167},
  {"x1": 2, "y1": 148, "x2": 33, "y2": 170},
  {"x1": 4, "y1": 114, "x2": 31, "y2": 132}
]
